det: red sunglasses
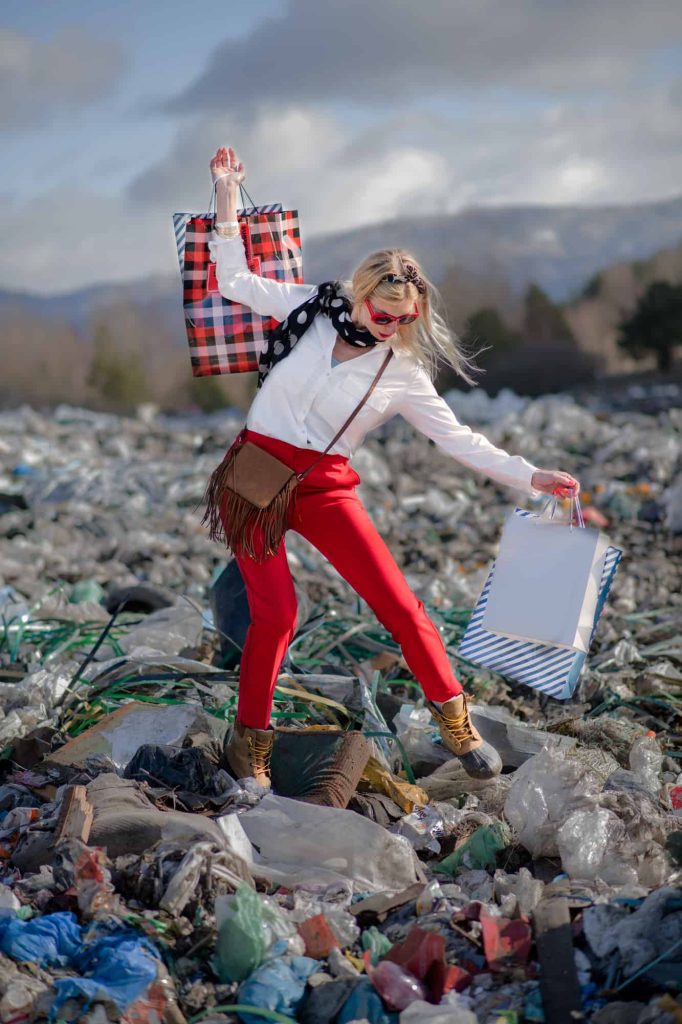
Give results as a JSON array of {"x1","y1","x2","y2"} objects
[{"x1": 364, "y1": 298, "x2": 420, "y2": 326}]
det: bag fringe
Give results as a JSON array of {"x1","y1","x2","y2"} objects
[{"x1": 199, "y1": 446, "x2": 298, "y2": 562}]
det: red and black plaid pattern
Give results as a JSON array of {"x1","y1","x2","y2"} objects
[{"x1": 179, "y1": 209, "x2": 303, "y2": 377}]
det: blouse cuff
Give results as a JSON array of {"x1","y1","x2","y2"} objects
[{"x1": 207, "y1": 231, "x2": 245, "y2": 264}]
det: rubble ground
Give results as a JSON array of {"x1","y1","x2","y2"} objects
[{"x1": 0, "y1": 387, "x2": 680, "y2": 1023}]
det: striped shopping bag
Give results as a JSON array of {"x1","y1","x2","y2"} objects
[
  {"x1": 458, "y1": 507, "x2": 622, "y2": 699},
  {"x1": 172, "y1": 197, "x2": 303, "y2": 377}
]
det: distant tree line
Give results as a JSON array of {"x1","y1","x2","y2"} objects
[
  {"x1": 437, "y1": 269, "x2": 682, "y2": 396},
  {"x1": 0, "y1": 301, "x2": 257, "y2": 413},
  {"x1": 0, "y1": 256, "x2": 680, "y2": 410}
]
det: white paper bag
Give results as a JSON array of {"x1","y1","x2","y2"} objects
[{"x1": 481, "y1": 510, "x2": 611, "y2": 652}]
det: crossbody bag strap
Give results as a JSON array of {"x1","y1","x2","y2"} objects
[{"x1": 297, "y1": 349, "x2": 394, "y2": 480}]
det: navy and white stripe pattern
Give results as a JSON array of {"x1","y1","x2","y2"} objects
[{"x1": 459, "y1": 507, "x2": 622, "y2": 699}]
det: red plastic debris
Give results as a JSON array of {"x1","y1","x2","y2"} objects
[
  {"x1": 384, "y1": 925, "x2": 472, "y2": 1002},
  {"x1": 479, "y1": 908, "x2": 532, "y2": 972},
  {"x1": 428, "y1": 961, "x2": 472, "y2": 1000},
  {"x1": 385, "y1": 925, "x2": 445, "y2": 980},
  {"x1": 296, "y1": 914, "x2": 340, "y2": 958}
]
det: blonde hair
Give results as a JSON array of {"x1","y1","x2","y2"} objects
[{"x1": 345, "y1": 249, "x2": 482, "y2": 386}]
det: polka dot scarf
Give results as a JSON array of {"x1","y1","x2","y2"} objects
[{"x1": 257, "y1": 281, "x2": 377, "y2": 389}]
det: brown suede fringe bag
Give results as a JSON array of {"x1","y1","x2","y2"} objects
[{"x1": 200, "y1": 350, "x2": 394, "y2": 562}]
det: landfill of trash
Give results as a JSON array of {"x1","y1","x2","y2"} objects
[{"x1": 0, "y1": 386, "x2": 680, "y2": 1024}]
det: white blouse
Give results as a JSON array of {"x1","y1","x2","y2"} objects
[{"x1": 208, "y1": 234, "x2": 542, "y2": 497}]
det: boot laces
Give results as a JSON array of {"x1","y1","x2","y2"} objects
[
  {"x1": 247, "y1": 734, "x2": 272, "y2": 775},
  {"x1": 441, "y1": 705, "x2": 475, "y2": 744}
]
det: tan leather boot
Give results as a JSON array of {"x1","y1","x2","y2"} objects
[
  {"x1": 224, "y1": 721, "x2": 273, "y2": 789},
  {"x1": 425, "y1": 694, "x2": 502, "y2": 779}
]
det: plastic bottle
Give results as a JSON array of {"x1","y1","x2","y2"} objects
[
  {"x1": 368, "y1": 959, "x2": 428, "y2": 1011},
  {"x1": 628, "y1": 731, "x2": 663, "y2": 794}
]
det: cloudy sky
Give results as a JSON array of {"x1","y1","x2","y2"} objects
[{"x1": 2, "y1": 0, "x2": 681, "y2": 295}]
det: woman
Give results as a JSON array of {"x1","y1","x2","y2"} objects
[{"x1": 206, "y1": 145, "x2": 580, "y2": 788}]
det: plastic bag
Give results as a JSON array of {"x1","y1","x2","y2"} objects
[
  {"x1": 504, "y1": 748, "x2": 603, "y2": 857},
  {"x1": 214, "y1": 883, "x2": 303, "y2": 982},
  {"x1": 362, "y1": 926, "x2": 394, "y2": 965},
  {"x1": 238, "y1": 794, "x2": 423, "y2": 893},
  {"x1": 0, "y1": 911, "x2": 82, "y2": 966},
  {"x1": 434, "y1": 823, "x2": 510, "y2": 876},
  {"x1": 236, "y1": 955, "x2": 318, "y2": 1024}
]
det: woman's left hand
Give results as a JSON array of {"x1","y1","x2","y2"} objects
[{"x1": 531, "y1": 469, "x2": 580, "y2": 498}]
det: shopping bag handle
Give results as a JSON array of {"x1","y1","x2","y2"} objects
[
  {"x1": 207, "y1": 180, "x2": 289, "y2": 266},
  {"x1": 208, "y1": 179, "x2": 258, "y2": 215},
  {"x1": 540, "y1": 493, "x2": 585, "y2": 530}
]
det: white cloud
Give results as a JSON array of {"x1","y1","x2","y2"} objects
[{"x1": 3, "y1": 71, "x2": 682, "y2": 294}]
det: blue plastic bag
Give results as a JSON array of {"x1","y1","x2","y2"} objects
[
  {"x1": 51, "y1": 933, "x2": 161, "y2": 1016},
  {"x1": 0, "y1": 912, "x2": 83, "y2": 966},
  {"x1": 0, "y1": 912, "x2": 163, "y2": 1019},
  {"x1": 237, "y1": 955, "x2": 318, "y2": 1024}
]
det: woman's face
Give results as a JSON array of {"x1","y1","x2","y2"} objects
[{"x1": 354, "y1": 293, "x2": 419, "y2": 343}]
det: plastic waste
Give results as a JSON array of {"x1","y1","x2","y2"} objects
[
  {"x1": 362, "y1": 925, "x2": 394, "y2": 965},
  {"x1": 118, "y1": 603, "x2": 203, "y2": 657},
  {"x1": 399, "y1": 993, "x2": 478, "y2": 1022},
  {"x1": 628, "y1": 732, "x2": 663, "y2": 794},
  {"x1": 214, "y1": 883, "x2": 304, "y2": 982},
  {"x1": 69, "y1": 579, "x2": 106, "y2": 604},
  {"x1": 336, "y1": 977, "x2": 397, "y2": 1024},
  {"x1": 584, "y1": 887, "x2": 682, "y2": 978},
  {"x1": 328, "y1": 946, "x2": 362, "y2": 979},
  {"x1": 45, "y1": 701, "x2": 228, "y2": 772},
  {"x1": 361, "y1": 756, "x2": 430, "y2": 813},
  {"x1": 238, "y1": 793, "x2": 423, "y2": 893},
  {"x1": 51, "y1": 931, "x2": 163, "y2": 1017},
  {"x1": 0, "y1": 968, "x2": 52, "y2": 1024},
  {"x1": 53, "y1": 839, "x2": 121, "y2": 918},
  {"x1": 0, "y1": 911, "x2": 82, "y2": 966},
  {"x1": 493, "y1": 868, "x2": 544, "y2": 916},
  {"x1": 415, "y1": 879, "x2": 446, "y2": 916},
  {"x1": 556, "y1": 807, "x2": 625, "y2": 880},
  {"x1": 124, "y1": 743, "x2": 223, "y2": 796},
  {"x1": 469, "y1": 703, "x2": 577, "y2": 767},
  {"x1": 434, "y1": 823, "x2": 510, "y2": 876},
  {"x1": 291, "y1": 887, "x2": 360, "y2": 948},
  {"x1": 158, "y1": 840, "x2": 253, "y2": 917},
  {"x1": 503, "y1": 747, "x2": 603, "y2": 857},
  {"x1": 0, "y1": 913, "x2": 166, "y2": 1018},
  {"x1": 670, "y1": 785, "x2": 682, "y2": 816},
  {"x1": 393, "y1": 705, "x2": 451, "y2": 773},
  {"x1": 369, "y1": 959, "x2": 428, "y2": 1012},
  {"x1": 604, "y1": 768, "x2": 661, "y2": 802},
  {"x1": 297, "y1": 914, "x2": 339, "y2": 958},
  {"x1": 0, "y1": 885, "x2": 21, "y2": 917},
  {"x1": 236, "y1": 955, "x2": 318, "y2": 1024},
  {"x1": 391, "y1": 805, "x2": 445, "y2": 854}
]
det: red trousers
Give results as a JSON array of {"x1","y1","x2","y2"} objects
[{"x1": 223, "y1": 429, "x2": 463, "y2": 729}]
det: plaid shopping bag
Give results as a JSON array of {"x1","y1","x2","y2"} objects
[
  {"x1": 172, "y1": 203, "x2": 303, "y2": 376},
  {"x1": 458, "y1": 507, "x2": 622, "y2": 699}
]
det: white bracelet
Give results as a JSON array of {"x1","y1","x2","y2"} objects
[{"x1": 215, "y1": 221, "x2": 239, "y2": 229}]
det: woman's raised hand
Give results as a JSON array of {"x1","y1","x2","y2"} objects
[{"x1": 210, "y1": 146, "x2": 245, "y2": 187}]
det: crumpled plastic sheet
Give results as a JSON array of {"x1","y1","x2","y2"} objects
[{"x1": 238, "y1": 793, "x2": 425, "y2": 894}]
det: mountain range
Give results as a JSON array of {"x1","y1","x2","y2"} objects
[{"x1": 2, "y1": 193, "x2": 681, "y2": 339}]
